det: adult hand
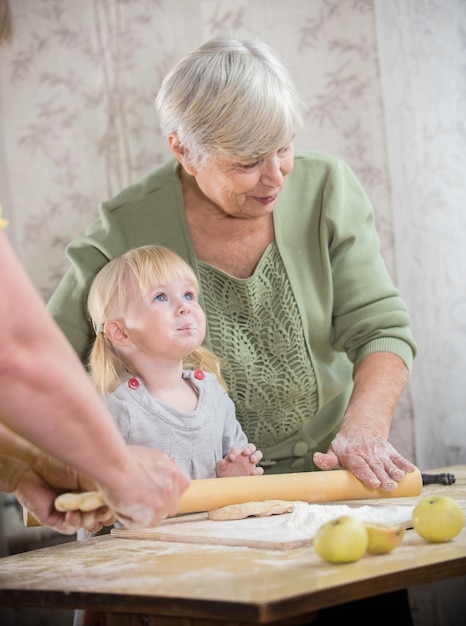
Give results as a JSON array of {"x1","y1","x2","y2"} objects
[
  {"x1": 313, "y1": 352, "x2": 416, "y2": 491},
  {"x1": 313, "y1": 430, "x2": 416, "y2": 491},
  {"x1": 10, "y1": 441, "x2": 190, "y2": 534},
  {"x1": 96, "y1": 446, "x2": 191, "y2": 530},
  {"x1": 14, "y1": 452, "x2": 114, "y2": 535}
]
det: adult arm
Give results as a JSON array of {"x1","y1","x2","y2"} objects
[
  {"x1": 311, "y1": 159, "x2": 417, "y2": 489},
  {"x1": 313, "y1": 352, "x2": 416, "y2": 490},
  {"x1": 0, "y1": 230, "x2": 190, "y2": 530}
]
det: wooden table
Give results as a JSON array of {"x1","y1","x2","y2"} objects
[{"x1": 0, "y1": 466, "x2": 465, "y2": 626}]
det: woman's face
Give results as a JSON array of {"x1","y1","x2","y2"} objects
[{"x1": 191, "y1": 143, "x2": 295, "y2": 218}]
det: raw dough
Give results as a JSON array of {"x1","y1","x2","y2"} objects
[
  {"x1": 208, "y1": 500, "x2": 295, "y2": 521},
  {"x1": 55, "y1": 490, "x2": 106, "y2": 512}
]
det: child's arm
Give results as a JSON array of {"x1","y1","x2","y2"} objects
[{"x1": 216, "y1": 443, "x2": 264, "y2": 478}]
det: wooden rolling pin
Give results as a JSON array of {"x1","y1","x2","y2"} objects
[{"x1": 24, "y1": 467, "x2": 423, "y2": 527}]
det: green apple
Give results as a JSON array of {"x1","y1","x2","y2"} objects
[
  {"x1": 364, "y1": 522, "x2": 405, "y2": 554},
  {"x1": 313, "y1": 515, "x2": 369, "y2": 564},
  {"x1": 412, "y1": 495, "x2": 464, "y2": 543}
]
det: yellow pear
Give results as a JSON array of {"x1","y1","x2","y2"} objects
[
  {"x1": 313, "y1": 515, "x2": 369, "y2": 564},
  {"x1": 364, "y1": 522, "x2": 405, "y2": 554}
]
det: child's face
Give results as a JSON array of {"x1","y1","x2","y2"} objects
[{"x1": 120, "y1": 276, "x2": 206, "y2": 362}]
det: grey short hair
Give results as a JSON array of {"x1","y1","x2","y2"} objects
[{"x1": 155, "y1": 36, "x2": 304, "y2": 168}]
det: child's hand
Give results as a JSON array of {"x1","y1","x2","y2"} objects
[{"x1": 216, "y1": 443, "x2": 264, "y2": 478}]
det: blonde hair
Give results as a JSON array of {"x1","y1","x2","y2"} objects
[
  {"x1": 156, "y1": 35, "x2": 304, "y2": 168},
  {"x1": 87, "y1": 245, "x2": 225, "y2": 395}
]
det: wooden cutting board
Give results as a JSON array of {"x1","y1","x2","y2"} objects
[{"x1": 111, "y1": 502, "x2": 415, "y2": 550}]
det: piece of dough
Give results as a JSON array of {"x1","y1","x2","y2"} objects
[
  {"x1": 208, "y1": 500, "x2": 295, "y2": 521},
  {"x1": 55, "y1": 491, "x2": 106, "y2": 512}
]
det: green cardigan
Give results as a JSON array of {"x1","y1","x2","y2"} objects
[{"x1": 48, "y1": 151, "x2": 416, "y2": 471}]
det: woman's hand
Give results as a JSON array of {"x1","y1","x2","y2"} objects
[
  {"x1": 313, "y1": 352, "x2": 416, "y2": 491},
  {"x1": 313, "y1": 431, "x2": 416, "y2": 491},
  {"x1": 216, "y1": 443, "x2": 264, "y2": 478}
]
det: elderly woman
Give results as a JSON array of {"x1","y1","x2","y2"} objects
[{"x1": 49, "y1": 36, "x2": 417, "y2": 492}]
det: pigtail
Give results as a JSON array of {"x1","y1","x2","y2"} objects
[
  {"x1": 88, "y1": 331, "x2": 124, "y2": 395},
  {"x1": 185, "y1": 345, "x2": 228, "y2": 391}
]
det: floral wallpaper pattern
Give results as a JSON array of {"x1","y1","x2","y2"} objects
[{"x1": 1, "y1": 0, "x2": 394, "y2": 294}]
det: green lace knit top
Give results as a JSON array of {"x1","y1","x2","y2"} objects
[{"x1": 198, "y1": 243, "x2": 318, "y2": 448}]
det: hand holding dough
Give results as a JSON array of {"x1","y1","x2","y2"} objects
[
  {"x1": 208, "y1": 499, "x2": 295, "y2": 521},
  {"x1": 55, "y1": 490, "x2": 106, "y2": 512}
]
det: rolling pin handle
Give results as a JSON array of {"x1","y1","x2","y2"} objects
[{"x1": 421, "y1": 472, "x2": 456, "y2": 486}]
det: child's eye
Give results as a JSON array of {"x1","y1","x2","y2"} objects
[
  {"x1": 154, "y1": 293, "x2": 167, "y2": 302},
  {"x1": 183, "y1": 291, "x2": 196, "y2": 301}
]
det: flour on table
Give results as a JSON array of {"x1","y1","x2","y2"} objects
[{"x1": 283, "y1": 502, "x2": 414, "y2": 537}]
